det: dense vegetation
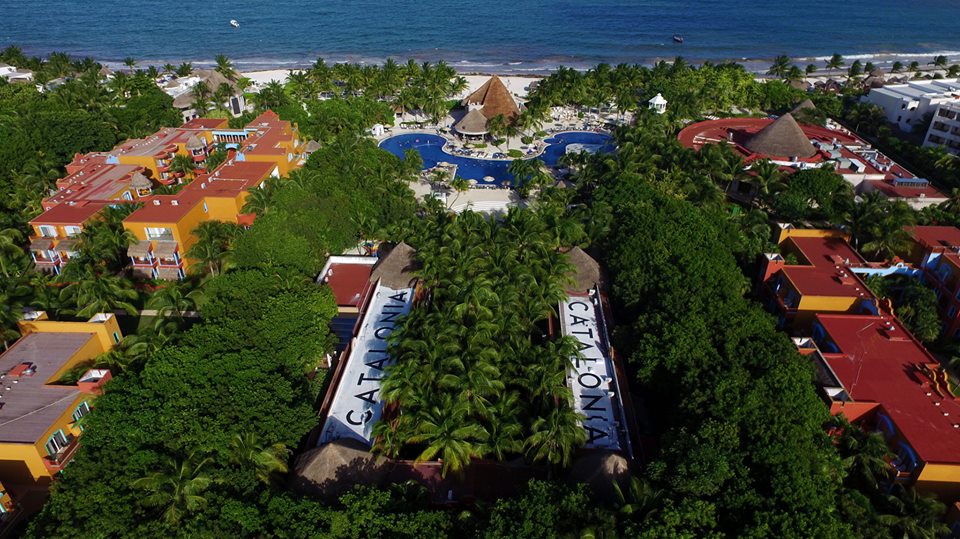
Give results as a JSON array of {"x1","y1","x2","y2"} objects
[
  {"x1": 5, "y1": 45, "x2": 959, "y2": 536},
  {"x1": 374, "y1": 207, "x2": 584, "y2": 476}
]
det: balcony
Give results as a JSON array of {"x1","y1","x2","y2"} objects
[{"x1": 42, "y1": 434, "x2": 80, "y2": 474}]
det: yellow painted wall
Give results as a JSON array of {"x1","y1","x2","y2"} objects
[
  {"x1": 776, "y1": 227, "x2": 849, "y2": 245},
  {"x1": 18, "y1": 314, "x2": 121, "y2": 352},
  {"x1": 0, "y1": 395, "x2": 88, "y2": 484},
  {"x1": 798, "y1": 295, "x2": 860, "y2": 314},
  {"x1": 117, "y1": 154, "x2": 161, "y2": 179}
]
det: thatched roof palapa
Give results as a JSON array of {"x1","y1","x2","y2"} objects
[
  {"x1": 127, "y1": 240, "x2": 152, "y2": 258},
  {"x1": 304, "y1": 140, "x2": 321, "y2": 153},
  {"x1": 454, "y1": 108, "x2": 490, "y2": 135},
  {"x1": 565, "y1": 246, "x2": 603, "y2": 293},
  {"x1": 744, "y1": 113, "x2": 817, "y2": 158},
  {"x1": 130, "y1": 171, "x2": 153, "y2": 189},
  {"x1": 185, "y1": 135, "x2": 204, "y2": 150},
  {"x1": 462, "y1": 75, "x2": 520, "y2": 120},
  {"x1": 369, "y1": 242, "x2": 420, "y2": 289},
  {"x1": 290, "y1": 439, "x2": 390, "y2": 500},
  {"x1": 566, "y1": 451, "x2": 632, "y2": 503},
  {"x1": 789, "y1": 99, "x2": 816, "y2": 116}
]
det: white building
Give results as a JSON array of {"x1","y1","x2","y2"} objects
[
  {"x1": 924, "y1": 102, "x2": 960, "y2": 156},
  {"x1": 648, "y1": 93, "x2": 667, "y2": 114},
  {"x1": 863, "y1": 78, "x2": 960, "y2": 132},
  {"x1": 0, "y1": 62, "x2": 34, "y2": 83}
]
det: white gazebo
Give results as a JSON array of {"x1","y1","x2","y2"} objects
[{"x1": 648, "y1": 93, "x2": 667, "y2": 114}]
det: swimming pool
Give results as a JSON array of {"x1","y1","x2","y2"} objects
[{"x1": 379, "y1": 131, "x2": 614, "y2": 185}]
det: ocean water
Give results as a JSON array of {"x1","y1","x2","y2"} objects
[{"x1": 2, "y1": 0, "x2": 960, "y2": 72}]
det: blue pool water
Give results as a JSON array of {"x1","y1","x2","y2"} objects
[{"x1": 379, "y1": 132, "x2": 613, "y2": 185}]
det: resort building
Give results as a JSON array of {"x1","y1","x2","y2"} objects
[
  {"x1": 560, "y1": 247, "x2": 635, "y2": 459},
  {"x1": 808, "y1": 312, "x2": 960, "y2": 500},
  {"x1": 28, "y1": 111, "x2": 304, "y2": 278},
  {"x1": 453, "y1": 75, "x2": 521, "y2": 139},
  {"x1": 678, "y1": 113, "x2": 947, "y2": 209},
  {"x1": 162, "y1": 69, "x2": 247, "y2": 122},
  {"x1": 904, "y1": 226, "x2": 960, "y2": 339},
  {"x1": 759, "y1": 226, "x2": 960, "y2": 501},
  {"x1": 924, "y1": 102, "x2": 960, "y2": 157},
  {"x1": 316, "y1": 244, "x2": 419, "y2": 447},
  {"x1": 0, "y1": 312, "x2": 120, "y2": 518},
  {"x1": 863, "y1": 78, "x2": 960, "y2": 133},
  {"x1": 0, "y1": 63, "x2": 33, "y2": 83},
  {"x1": 759, "y1": 227, "x2": 881, "y2": 328},
  {"x1": 299, "y1": 245, "x2": 638, "y2": 503}
]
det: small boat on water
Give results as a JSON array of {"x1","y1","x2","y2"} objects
[
  {"x1": 230, "y1": 19, "x2": 240, "y2": 28},
  {"x1": 673, "y1": 34, "x2": 683, "y2": 44}
]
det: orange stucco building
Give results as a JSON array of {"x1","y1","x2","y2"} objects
[
  {"x1": 28, "y1": 111, "x2": 304, "y2": 278},
  {"x1": 0, "y1": 312, "x2": 120, "y2": 518}
]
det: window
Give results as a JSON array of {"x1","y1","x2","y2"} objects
[
  {"x1": 145, "y1": 227, "x2": 173, "y2": 241},
  {"x1": 949, "y1": 306, "x2": 957, "y2": 319},
  {"x1": 38, "y1": 225, "x2": 57, "y2": 238},
  {"x1": 113, "y1": 331, "x2": 120, "y2": 343},
  {"x1": 202, "y1": 202, "x2": 208, "y2": 213},
  {"x1": 72, "y1": 401, "x2": 90, "y2": 422},
  {"x1": 122, "y1": 191, "x2": 133, "y2": 201},
  {"x1": 63, "y1": 226, "x2": 82, "y2": 237},
  {"x1": 45, "y1": 430, "x2": 69, "y2": 456}
]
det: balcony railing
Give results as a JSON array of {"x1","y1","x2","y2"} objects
[{"x1": 42, "y1": 435, "x2": 80, "y2": 474}]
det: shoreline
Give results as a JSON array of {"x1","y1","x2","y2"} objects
[{"x1": 81, "y1": 48, "x2": 960, "y2": 78}]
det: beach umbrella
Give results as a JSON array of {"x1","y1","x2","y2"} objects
[{"x1": 483, "y1": 176, "x2": 495, "y2": 183}]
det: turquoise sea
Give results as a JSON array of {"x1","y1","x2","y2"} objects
[{"x1": 3, "y1": 0, "x2": 960, "y2": 71}]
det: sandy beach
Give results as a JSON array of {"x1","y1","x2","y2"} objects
[{"x1": 241, "y1": 69, "x2": 542, "y2": 98}]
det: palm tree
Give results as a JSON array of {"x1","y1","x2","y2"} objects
[
  {"x1": 212, "y1": 82, "x2": 234, "y2": 114},
  {"x1": 186, "y1": 220, "x2": 240, "y2": 276},
  {"x1": 123, "y1": 57, "x2": 137, "y2": 71},
  {"x1": 58, "y1": 274, "x2": 138, "y2": 317},
  {"x1": 446, "y1": 176, "x2": 470, "y2": 209},
  {"x1": 146, "y1": 284, "x2": 200, "y2": 329},
  {"x1": 132, "y1": 453, "x2": 217, "y2": 525},
  {"x1": 162, "y1": 63, "x2": 176, "y2": 76},
  {"x1": 407, "y1": 399, "x2": 487, "y2": 478},
  {"x1": 929, "y1": 55, "x2": 949, "y2": 69},
  {"x1": 805, "y1": 63, "x2": 818, "y2": 76},
  {"x1": 170, "y1": 153, "x2": 197, "y2": 180},
  {"x1": 878, "y1": 485, "x2": 949, "y2": 539},
  {"x1": 826, "y1": 53, "x2": 845, "y2": 71},
  {"x1": 226, "y1": 432, "x2": 289, "y2": 484},
  {"x1": 786, "y1": 65, "x2": 804, "y2": 82},
  {"x1": 746, "y1": 159, "x2": 784, "y2": 207},
  {"x1": 241, "y1": 179, "x2": 277, "y2": 216},
  {"x1": 215, "y1": 54, "x2": 238, "y2": 81},
  {"x1": 891, "y1": 61, "x2": 904, "y2": 73},
  {"x1": 175, "y1": 62, "x2": 193, "y2": 78},
  {"x1": 767, "y1": 55, "x2": 791, "y2": 78},
  {"x1": 524, "y1": 405, "x2": 586, "y2": 471},
  {"x1": 190, "y1": 81, "x2": 211, "y2": 115},
  {"x1": 613, "y1": 476, "x2": 663, "y2": 520}
]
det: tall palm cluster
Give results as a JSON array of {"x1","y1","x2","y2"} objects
[
  {"x1": 527, "y1": 59, "x2": 774, "y2": 121},
  {"x1": 287, "y1": 58, "x2": 467, "y2": 122},
  {"x1": 373, "y1": 208, "x2": 586, "y2": 477}
]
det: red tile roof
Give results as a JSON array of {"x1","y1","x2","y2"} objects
[
  {"x1": 779, "y1": 235, "x2": 873, "y2": 298},
  {"x1": 326, "y1": 263, "x2": 374, "y2": 307},
  {"x1": 30, "y1": 201, "x2": 108, "y2": 227},
  {"x1": 817, "y1": 313, "x2": 960, "y2": 465},
  {"x1": 872, "y1": 179, "x2": 947, "y2": 200},
  {"x1": 181, "y1": 117, "x2": 229, "y2": 130},
  {"x1": 905, "y1": 226, "x2": 960, "y2": 252},
  {"x1": 787, "y1": 236, "x2": 866, "y2": 269}
]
